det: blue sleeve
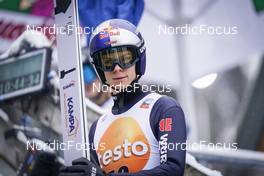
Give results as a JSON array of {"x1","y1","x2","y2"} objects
[
  {"x1": 89, "y1": 120, "x2": 100, "y2": 166},
  {"x1": 109, "y1": 96, "x2": 187, "y2": 176}
]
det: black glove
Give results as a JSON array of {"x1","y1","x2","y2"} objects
[
  {"x1": 59, "y1": 157, "x2": 106, "y2": 176},
  {"x1": 30, "y1": 152, "x2": 61, "y2": 176}
]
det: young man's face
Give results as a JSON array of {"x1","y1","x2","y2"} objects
[{"x1": 104, "y1": 64, "x2": 136, "y2": 88}]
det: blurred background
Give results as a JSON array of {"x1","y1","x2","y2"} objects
[{"x1": 0, "y1": 0, "x2": 264, "y2": 175}]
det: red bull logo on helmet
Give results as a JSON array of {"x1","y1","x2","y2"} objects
[{"x1": 99, "y1": 28, "x2": 120, "y2": 39}]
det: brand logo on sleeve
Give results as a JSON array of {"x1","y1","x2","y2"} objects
[
  {"x1": 159, "y1": 133, "x2": 168, "y2": 163},
  {"x1": 159, "y1": 118, "x2": 172, "y2": 132}
]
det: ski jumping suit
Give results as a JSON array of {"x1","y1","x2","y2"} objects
[{"x1": 89, "y1": 88, "x2": 187, "y2": 176}]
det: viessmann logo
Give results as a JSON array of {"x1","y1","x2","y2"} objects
[
  {"x1": 64, "y1": 94, "x2": 78, "y2": 136},
  {"x1": 159, "y1": 134, "x2": 168, "y2": 163}
]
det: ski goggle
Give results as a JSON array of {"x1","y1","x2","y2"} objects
[{"x1": 92, "y1": 46, "x2": 138, "y2": 72}]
